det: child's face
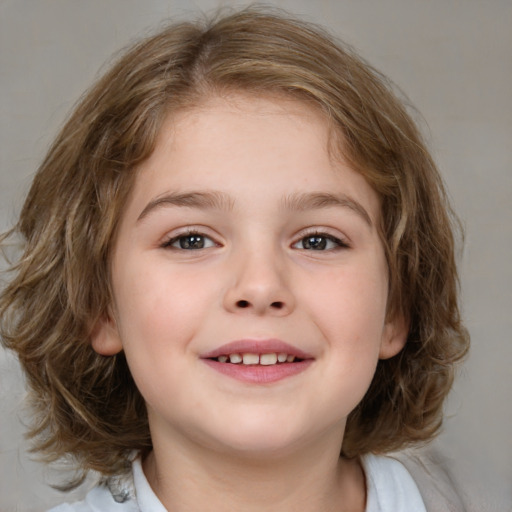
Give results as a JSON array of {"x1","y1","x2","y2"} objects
[{"x1": 93, "y1": 93, "x2": 406, "y2": 457}]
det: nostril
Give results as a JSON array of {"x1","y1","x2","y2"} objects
[{"x1": 234, "y1": 300, "x2": 286, "y2": 310}]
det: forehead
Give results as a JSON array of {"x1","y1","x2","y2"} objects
[
  {"x1": 156, "y1": 91, "x2": 347, "y2": 164},
  {"x1": 127, "y1": 92, "x2": 381, "y2": 222},
  {"x1": 167, "y1": 93, "x2": 334, "y2": 149}
]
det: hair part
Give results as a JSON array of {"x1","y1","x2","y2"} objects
[{"x1": 0, "y1": 6, "x2": 469, "y2": 485}]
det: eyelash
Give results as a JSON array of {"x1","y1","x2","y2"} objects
[
  {"x1": 161, "y1": 229, "x2": 217, "y2": 250},
  {"x1": 161, "y1": 229, "x2": 350, "y2": 251},
  {"x1": 292, "y1": 230, "x2": 350, "y2": 251}
]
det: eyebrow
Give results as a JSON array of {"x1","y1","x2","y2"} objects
[
  {"x1": 137, "y1": 191, "x2": 235, "y2": 222},
  {"x1": 137, "y1": 190, "x2": 372, "y2": 228},
  {"x1": 282, "y1": 192, "x2": 373, "y2": 227}
]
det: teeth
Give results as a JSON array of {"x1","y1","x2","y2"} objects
[
  {"x1": 216, "y1": 353, "x2": 300, "y2": 364},
  {"x1": 260, "y1": 353, "x2": 278, "y2": 365},
  {"x1": 229, "y1": 353, "x2": 242, "y2": 364},
  {"x1": 242, "y1": 353, "x2": 259, "y2": 365}
]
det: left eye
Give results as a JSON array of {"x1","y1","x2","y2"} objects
[
  {"x1": 293, "y1": 234, "x2": 346, "y2": 251},
  {"x1": 164, "y1": 233, "x2": 216, "y2": 250}
]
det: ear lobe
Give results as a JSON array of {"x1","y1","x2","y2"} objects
[
  {"x1": 91, "y1": 313, "x2": 123, "y2": 356},
  {"x1": 379, "y1": 315, "x2": 408, "y2": 360}
]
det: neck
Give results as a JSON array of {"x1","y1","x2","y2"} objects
[{"x1": 143, "y1": 426, "x2": 366, "y2": 512}]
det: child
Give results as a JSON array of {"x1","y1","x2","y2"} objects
[{"x1": 0, "y1": 7, "x2": 469, "y2": 512}]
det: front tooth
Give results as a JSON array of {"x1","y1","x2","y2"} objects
[
  {"x1": 277, "y1": 353, "x2": 288, "y2": 363},
  {"x1": 242, "y1": 353, "x2": 259, "y2": 365},
  {"x1": 260, "y1": 353, "x2": 278, "y2": 365},
  {"x1": 229, "y1": 353, "x2": 242, "y2": 364},
  {"x1": 218, "y1": 355, "x2": 228, "y2": 363},
  {"x1": 286, "y1": 355, "x2": 296, "y2": 363}
]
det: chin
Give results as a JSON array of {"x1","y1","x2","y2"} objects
[{"x1": 201, "y1": 414, "x2": 319, "y2": 459}]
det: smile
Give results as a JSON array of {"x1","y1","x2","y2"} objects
[
  {"x1": 213, "y1": 353, "x2": 300, "y2": 365},
  {"x1": 201, "y1": 339, "x2": 313, "y2": 384}
]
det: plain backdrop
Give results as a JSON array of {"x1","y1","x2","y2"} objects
[{"x1": 1, "y1": 1, "x2": 511, "y2": 510}]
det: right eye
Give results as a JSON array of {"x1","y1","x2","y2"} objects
[
  {"x1": 291, "y1": 232, "x2": 350, "y2": 251},
  {"x1": 162, "y1": 232, "x2": 217, "y2": 250}
]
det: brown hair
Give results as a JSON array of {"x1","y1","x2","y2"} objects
[{"x1": 0, "y1": 7, "x2": 469, "y2": 484}]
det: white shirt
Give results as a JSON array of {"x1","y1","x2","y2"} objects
[
  {"x1": 363, "y1": 454, "x2": 426, "y2": 512},
  {"x1": 48, "y1": 454, "x2": 426, "y2": 512}
]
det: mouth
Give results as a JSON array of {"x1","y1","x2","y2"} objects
[
  {"x1": 210, "y1": 352, "x2": 302, "y2": 365},
  {"x1": 200, "y1": 339, "x2": 313, "y2": 383}
]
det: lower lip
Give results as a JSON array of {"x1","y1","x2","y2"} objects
[{"x1": 202, "y1": 359, "x2": 313, "y2": 384}]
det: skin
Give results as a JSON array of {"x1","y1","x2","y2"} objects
[{"x1": 93, "y1": 93, "x2": 407, "y2": 511}]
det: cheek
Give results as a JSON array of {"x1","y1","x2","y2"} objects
[
  {"x1": 114, "y1": 257, "x2": 211, "y2": 329},
  {"x1": 306, "y1": 263, "x2": 388, "y2": 338},
  {"x1": 111, "y1": 266, "x2": 206, "y2": 408},
  {"x1": 111, "y1": 257, "x2": 204, "y2": 361},
  {"x1": 301, "y1": 261, "x2": 388, "y2": 401}
]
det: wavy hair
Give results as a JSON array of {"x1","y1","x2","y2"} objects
[{"x1": 0, "y1": 7, "x2": 469, "y2": 484}]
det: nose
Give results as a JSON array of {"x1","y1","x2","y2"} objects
[{"x1": 223, "y1": 248, "x2": 295, "y2": 316}]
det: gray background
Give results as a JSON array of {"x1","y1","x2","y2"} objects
[{"x1": 1, "y1": 1, "x2": 510, "y2": 510}]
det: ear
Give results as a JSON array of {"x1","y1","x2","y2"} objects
[
  {"x1": 379, "y1": 315, "x2": 408, "y2": 360},
  {"x1": 90, "y1": 312, "x2": 123, "y2": 356}
]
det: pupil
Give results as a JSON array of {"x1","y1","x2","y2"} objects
[
  {"x1": 304, "y1": 236, "x2": 326, "y2": 250},
  {"x1": 180, "y1": 235, "x2": 204, "y2": 249}
]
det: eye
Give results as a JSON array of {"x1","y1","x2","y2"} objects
[
  {"x1": 163, "y1": 231, "x2": 217, "y2": 250},
  {"x1": 293, "y1": 233, "x2": 349, "y2": 251}
]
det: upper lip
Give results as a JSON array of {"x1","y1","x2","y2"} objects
[{"x1": 200, "y1": 339, "x2": 314, "y2": 360}]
